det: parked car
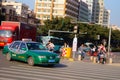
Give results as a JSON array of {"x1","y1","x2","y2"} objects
[
  {"x1": 84, "y1": 42, "x2": 95, "y2": 50},
  {"x1": 84, "y1": 42, "x2": 97, "y2": 56},
  {"x1": 2, "y1": 39, "x2": 60, "y2": 66}
]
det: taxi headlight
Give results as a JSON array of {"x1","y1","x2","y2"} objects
[{"x1": 38, "y1": 56, "x2": 46, "y2": 58}]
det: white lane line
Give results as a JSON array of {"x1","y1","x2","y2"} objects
[
  {"x1": 0, "y1": 69, "x2": 78, "y2": 80},
  {"x1": 0, "y1": 77, "x2": 17, "y2": 80},
  {"x1": 1, "y1": 67, "x2": 119, "y2": 80},
  {"x1": 10, "y1": 65, "x2": 120, "y2": 78},
  {"x1": 0, "y1": 73, "x2": 48, "y2": 80}
]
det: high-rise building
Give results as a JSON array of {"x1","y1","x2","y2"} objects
[
  {"x1": 103, "y1": 9, "x2": 110, "y2": 27},
  {"x1": 92, "y1": 0, "x2": 104, "y2": 25},
  {"x1": 34, "y1": 0, "x2": 79, "y2": 24},
  {"x1": 34, "y1": 0, "x2": 110, "y2": 26},
  {"x1": 2, "y1": 0, "x2": 33, "y2": 24},
  {"x1": 78, "y1": 0, "x2": 89, "y2": 22},
  {"x1": 81, "y1": 0, "x2": 93, "y2": 22},
  {"x1": 2, "y1": 1, "x2": 29, "y2": 18}
]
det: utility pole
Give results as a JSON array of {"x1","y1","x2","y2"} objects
[{"x1": 108, "y1": 25, "x2": 111, "y2": 56}]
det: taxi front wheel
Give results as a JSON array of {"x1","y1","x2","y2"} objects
[
  {"x1": 28, "y1": 57, "x2": 34, "y2": 66},
  {"x1": 6, "y1": 53, "x2": 12, "y2": 61}
]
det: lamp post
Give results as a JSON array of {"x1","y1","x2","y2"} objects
[
  {"x1": 107, "y1": 14, "x2": 111, "y2": 58},
  {"x1": 107, "y1": 24, "x2": 113, "y2": 64},
  {"x1": 107, "y1": 24, "x2": 111, "y2": 57},
  {"x1": 107, "y1": 13, "x2": 112, "y2": 63}
]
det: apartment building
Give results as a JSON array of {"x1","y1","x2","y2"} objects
[
  {"x1": 78, "y1": 0, "x2": 89, "y2": 22},
  {"x1": 34, "y1": 0, "x2": 110, "y2": 26},
  {"x1": 81, "y1": 0, "x2": 93, "y2": 22},
  {"x1": 0, "y1": 0, "x2": 16, "y2": 22},
  {"x1": 92, "y1": 0, "x2": 104, "y2": 25},
  {"x1": 0, "y1": 0, "x2": 39, "y2": 25},
  {"x1": 2, "y1": 5, "x2": 16, "y2": 21},
  {"x1": 111, "y1": 25, "x2": 120, "y2": 31},
  {"x1": 34, "y1": 0, "x2": 79, "y2": 24},
  {"x1": 103, "y1": 9, "x2": 110, "y2": 27},
  {"x1": 2, "y1": 1, "x2": 29, "y2": 23}
]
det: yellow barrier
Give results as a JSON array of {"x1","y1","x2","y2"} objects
[{"x1": 62, "y1": 47, "x2": 72, "y2": 58}]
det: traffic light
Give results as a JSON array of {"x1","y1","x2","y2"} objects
[
  {"x1": 74, "y1": 26, "x2": 78, "y2": 33},
  {"x1": 74, "y1": 26, "x2": 79, "y2": 34}
]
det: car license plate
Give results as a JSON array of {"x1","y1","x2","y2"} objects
[{"x1": 48, "y1": 60, "x2": 55, "y2": 62}]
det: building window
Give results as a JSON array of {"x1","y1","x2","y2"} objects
[
  {"x1": 43, "y1": 9, "x2": 47, "y2": 12},
  {"x1": 54, "y1": 0, "x2": 56, "y2": 2},
  {"x1": 37, "y1": 15, "x2": 40, "y2": 18},
  {"x1": 53, "y1": 10, "x2": 57, "y2": 13},
  {"x1": 38, "y1": 4, "x2": 41, "y2": 7},
  {"x1": 43, "y1": 4, "x2": 47, "y2": 7},
  {"x1": 38, "y1": 9, "x2": 41, "y2": 12}
]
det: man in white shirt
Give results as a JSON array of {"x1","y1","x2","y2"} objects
[{"x1": 46, "y1": 41, "x2": 55, "y2": 51}]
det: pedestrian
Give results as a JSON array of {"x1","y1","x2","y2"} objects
[
  {"x1": 46, "y1": 40, "x2": 55, "y2": 52},
  {"x1": 97, "y1": 43, "x2": 107, "y2": 63},
  {"x1": 91, "y1": 46, "x2": 97, "y2": 56},
  {"x1": 77, "y1": 44, "x2": 86, "y2": 60}
]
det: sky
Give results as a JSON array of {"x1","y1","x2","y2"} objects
[{"x1": 15, "y1": 0, "x2": 120, "y2": 27}]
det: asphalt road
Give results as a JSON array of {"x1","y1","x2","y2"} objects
[{"x1": 0, "y1": 51, "x2": 120, "y2": 80}]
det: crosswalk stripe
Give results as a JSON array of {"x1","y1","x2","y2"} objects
[
  {"x1": 13, "y1": 65, "x2": 120, "y2": 77},
  {"x1": 0, "y1": 68, "x2": 97, "y2": 80},
  {"x1": 17, "y1": 63, "x2": 119, "y2": 73},
  {"x1": 1, "y1": 65, "x2": 120, "y2": 80},
  {"x1": 0, "y1": 77, "x2": 17, "y2": 80},
  {"x1": 0, "y1": 69, "x2": 82, "y2": 80},
  {"x1": 0, "y1": 73, "x2": 49, "y2": 80}
]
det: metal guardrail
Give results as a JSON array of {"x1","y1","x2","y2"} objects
[
  {"x1": 78, "y1": 52, "x2": 120, "y2": 63},
  {"x1": 111, "y1": 52, "x2": 120, "y2": 63}
]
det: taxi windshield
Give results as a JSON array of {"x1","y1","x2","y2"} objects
[
  {"x1": 27, "y1": 43, "x2": 47, "y2": 50},
  {"x1": 0, "y1": 30, "x2": 12, "y2": 37}
]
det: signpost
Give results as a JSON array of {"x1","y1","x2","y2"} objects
[{"x1": 72, "y1": 34, "x2": 77, "y2": 59}]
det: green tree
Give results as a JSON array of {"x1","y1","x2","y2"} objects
[{"x1": 37, "y1": 17, "x2": 120, "y2": 48}]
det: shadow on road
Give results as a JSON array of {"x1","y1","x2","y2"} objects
[{"x1": 34, "y1": 63, "x2": 68, "y2": 68}]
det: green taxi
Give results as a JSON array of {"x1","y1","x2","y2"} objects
[{"x1": 2, "y1": 40, "x2": 60, "y2": 66}]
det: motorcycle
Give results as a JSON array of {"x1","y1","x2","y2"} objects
[{"x1": 99, "y1": 53, "x2": 106, "y2": 64}]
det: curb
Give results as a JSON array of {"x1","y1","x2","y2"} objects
[{"x1": 107, "y1": 63, "x2": 120, "y2": 66}]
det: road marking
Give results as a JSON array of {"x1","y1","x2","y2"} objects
[
  {"x1": 0, "y1": 65, "x2": 120, "y2": 80},
  {"x1": 0, "y1": 77, "x2": 17, "y2": 80},
  {"x1": 0, "y1": 73, "x2": 49, "y2": 80}
]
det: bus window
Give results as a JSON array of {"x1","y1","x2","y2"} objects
[
  {"x1": 36, "y1": 36, "x2": 64, "y2": 52},
  {"x1": 51, "y1": 38, "x2": 64, "y2": 45}
]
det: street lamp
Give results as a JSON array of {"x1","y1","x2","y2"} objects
[
  {"x1": 107, "y1": 12, "x2": 113, "y2": 64},
  {"x1": 107, "y1": 24, "x2": 111, "y2": 57},
  {"x1": 107, "y1": 13, "x2": 111, "y2": 57}
]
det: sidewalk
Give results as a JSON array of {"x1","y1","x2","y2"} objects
[
  {"x1": 107, "y1": 63, "x2": 120, "y2": 66},
  {"x1": 60, "y1": 57, "x2": 120, "y2": 67}
]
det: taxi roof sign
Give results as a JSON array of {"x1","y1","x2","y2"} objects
[{"x1": 22, "y1": 38, "x2": 32, "y2": 42}]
